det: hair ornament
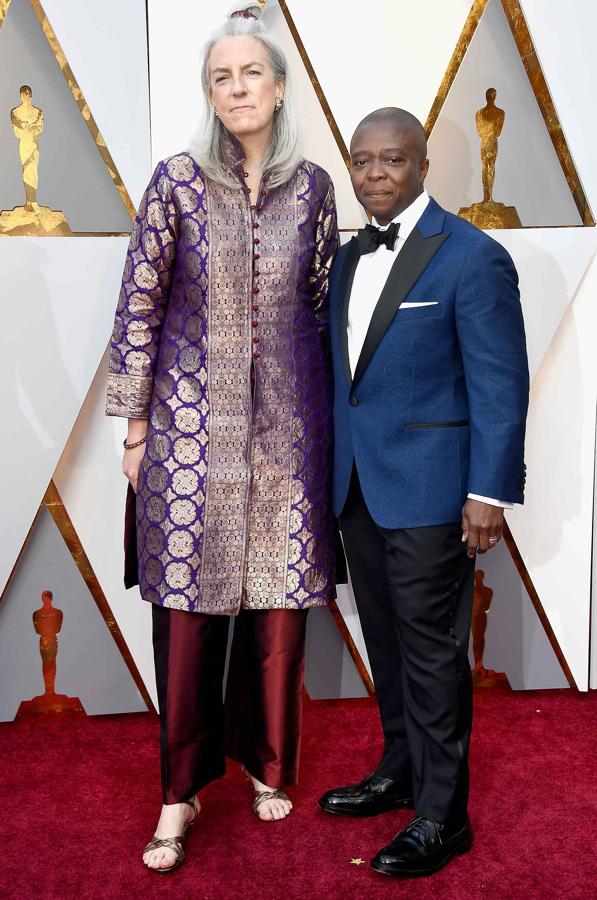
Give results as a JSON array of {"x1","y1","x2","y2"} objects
[{"x1": 229, "y1": 3, "x2": 263, "y2": 20}]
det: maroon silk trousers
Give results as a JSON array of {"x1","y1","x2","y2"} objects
[{"x1": 152, "y1": 606, "x2": 308, "y2": 804}]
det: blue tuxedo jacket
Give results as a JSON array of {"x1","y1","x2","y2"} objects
[{"x1": 330, "y1": 197, "x2": 529, "y2": 528}]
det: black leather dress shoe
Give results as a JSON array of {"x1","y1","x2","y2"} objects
[
  {"x1": 318, "y1": 773, "x2": 413, "y2": 817},
  {"x1": 371, "y1": 815, "x2": 473, "y2": 877}
]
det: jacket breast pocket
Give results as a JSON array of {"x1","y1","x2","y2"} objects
[{"x1": 397, "y1": 302, "x2": 442, "y2": 321}]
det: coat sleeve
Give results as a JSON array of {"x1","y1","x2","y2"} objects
[
  {"x1": 308, "y1": 177, "x2": 339, "y2": 342},
  {"x1": 106, "y1": 161, "x2": 178, "y2": 418},
  {"x1": 455, "y1": 236, "x2": 529, "y2": 503}
]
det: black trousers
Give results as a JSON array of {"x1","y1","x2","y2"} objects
[{"x1": 340, "y1": 470, "x2": 475, "y2": 824}]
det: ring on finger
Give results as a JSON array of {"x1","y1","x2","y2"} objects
[{"x1": 488, "y1": 535, "x2": 498, "y2": 544}]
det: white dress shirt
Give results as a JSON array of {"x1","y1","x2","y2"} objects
[{"x1": 346, "y1": 190, "x2": 511, "y2": 510}]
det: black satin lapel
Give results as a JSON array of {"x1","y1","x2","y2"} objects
[
  {"x1": 351, "y1": 227, "x2": 449, "y2": 390},
  {"x1": 337, "y1": 237, "x2": 360, "y2": 385}
]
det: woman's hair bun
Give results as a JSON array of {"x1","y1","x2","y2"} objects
[{"x1": 228, "y1": 2, "x2": 263, "y2": 21}]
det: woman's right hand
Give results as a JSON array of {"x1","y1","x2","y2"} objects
[
  {"x1": 122, "y1": 418, "x2": 149, "y2": 492},
  {"x1": 122, "y1": 443, "x2": 146, "y2": 492}
]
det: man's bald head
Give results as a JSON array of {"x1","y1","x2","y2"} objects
[
  {"x1": 349, "y1": 107, "x2": 429, "y2": 223},
  {"x1": 351, "y1": 107, "x2": 427, "y2": 162}
]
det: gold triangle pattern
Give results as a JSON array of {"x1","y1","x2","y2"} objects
[
  {"x1": 0, "y1": 2, "x2": 138, "y2": 684},
  {"x1": 0, "y1": 0, "x2": 136, "y2": 225},
  {"x1": 278, "y1": 0, "x2": 363, "y2": 233},
  {"x1": 0, "y1": 477, "x2": 154, "y2": 710},
  {"x1": 502, "y1": 523, "x2": 575, "y2": 687},
  {"x1": 43, "y1": 480, "x2": 154, "y2": 709},
  {"x1": 3, "y1": 0, "x2": 580, "y2": 696},
  {"x1": 278, "y1": 0, "x2": 349, "y2": 168},
  {"x1": 423, "y1": 0, "x2": 579, "y2": 683},
  {"x1": 425, "y1": 0, "x2": 593, "y2": 226}
]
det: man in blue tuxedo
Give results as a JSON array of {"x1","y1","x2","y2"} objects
[{"x1": 319, "y1": 108, "x2": 529, "y2": 877}]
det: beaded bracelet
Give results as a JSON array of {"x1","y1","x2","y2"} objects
[{"x1": 123, "y1": 434, "x2": 147, "y2": 450}]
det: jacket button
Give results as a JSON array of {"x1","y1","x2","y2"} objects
[{"x1": 350, "y1": 396, "x2": 359, "y2": 407}]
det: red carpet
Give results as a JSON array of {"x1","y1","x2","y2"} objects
[{"x1": 1, "y1": 688, "x2": 596, "y2": 899}]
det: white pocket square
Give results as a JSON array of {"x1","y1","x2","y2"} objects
[{"x1": 401, "y1": 301, "x2": 438, "y2": 309}]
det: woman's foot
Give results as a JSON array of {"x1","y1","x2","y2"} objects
[
  {"x1": 245, "y1": 770, "x2": 293, "y2": 821},
  {"x1": 142, "y1": 798, "x2": 200, "y2": 871}
]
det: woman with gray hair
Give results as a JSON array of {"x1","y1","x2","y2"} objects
[{"x1": 106, "y1": 2, "x2": 339, "y2": 874}]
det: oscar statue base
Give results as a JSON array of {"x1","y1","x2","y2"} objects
[
  {"x1": 15, "y1": 692, "x2": 84, "y2": 720},
  {"x1": 458, "y1": 200, "x2": 522, "y2": 229},
  {"x1": 0, "y1": 204, "x2": 72, "y2": 236}
]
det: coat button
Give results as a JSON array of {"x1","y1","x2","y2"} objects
[{"x1": 350, "y1": 396, "x2": 359, "y2": 407}]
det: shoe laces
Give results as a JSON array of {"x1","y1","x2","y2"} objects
[{"x1": 406, "y1": 816, "x2": 442, "y2": 845}]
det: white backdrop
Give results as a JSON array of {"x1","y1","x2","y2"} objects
[{"x1": 2, "y1": 0, "x2": 597, "y2": 704}]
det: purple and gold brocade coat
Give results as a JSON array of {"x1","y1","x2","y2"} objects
[{"x1": 106, "y1": 152, "x2": 339, "y2": 615}]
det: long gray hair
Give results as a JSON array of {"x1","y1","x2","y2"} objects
[{"x1": 189, "y1": 4, "x2": 301, "y2": 189}]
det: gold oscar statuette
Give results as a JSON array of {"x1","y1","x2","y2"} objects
[
  {"x1": 0, "y1": 85, "x2": 72, "y2": 236},
  {"x1": 16, "y1": 591, "x2": 84, "y2": 718},
  {"x1": 471, "y1": 571, "x2": 509, "y2": 688},
  {"x1": 459, "y1": 88, "x2": 522, "y2": 229}
]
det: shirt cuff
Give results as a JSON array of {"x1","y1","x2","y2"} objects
[{"x1": 467, "y1": 493, "x2": 513, "y2": 510}]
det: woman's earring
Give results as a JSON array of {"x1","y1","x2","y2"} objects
[
  {"x1": 275, "y1": 97, "x2": 284, "y2": 111},
  {"x1": 213, "y1": 106, "x2": 219, "y2": 119}
]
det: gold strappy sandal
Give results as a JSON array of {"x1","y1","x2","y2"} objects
[
  {"x1": 252, "y1": 788, "x2": 292, "y2": 818},
  {"x1": 243, "y1": 768, "x2": 292, "y2": 820},
  {"x1": 142, "y1": 795, "x2": 199, "y2": 874}
]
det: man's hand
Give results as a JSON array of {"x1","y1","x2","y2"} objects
[{"x1": 461, "y1": 499, "x2": 504, "y2": 559}]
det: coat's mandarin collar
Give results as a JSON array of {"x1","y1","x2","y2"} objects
[
  {"x1": 223, "y1": 130, "x2": 273, "y2": 200},
  {"x1": 225, "y1": 131, "x2": 246, "y2": 168}
]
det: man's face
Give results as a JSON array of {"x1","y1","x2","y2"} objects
[{"x1": 349, "y1": 121, "x2": 429, "y2": 224}]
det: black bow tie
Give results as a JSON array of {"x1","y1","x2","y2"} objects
[{"x1": 356, "y1": 221, "x2": 399, "y2": 255}]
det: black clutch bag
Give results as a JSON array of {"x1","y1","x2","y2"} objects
[{"x1": 123, "y1": 482, "x2": 139, "y2": 589}]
